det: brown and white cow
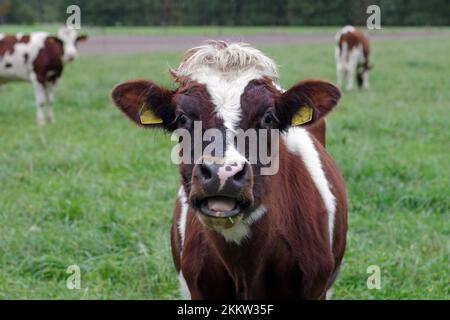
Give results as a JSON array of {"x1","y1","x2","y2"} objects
[
  {"x1": 335, "y1": 25, "x2": 372, "y2": 91},
  {"x1": 111, "y1": 41, "x2": 347, "y2": 299},
  {"x1": 0, "y1": 27, "x2": 87, "y2": 124}
]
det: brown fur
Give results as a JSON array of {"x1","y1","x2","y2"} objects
[
  {"x1": 32, "y1": 37, "x2": 64, "y2": 84},
  {"x1": 337, "y1": 28, "x2": 370, "y2": 64},
  {"x1": 0, "y1": 35, "x2": 27, "y2": 57}
]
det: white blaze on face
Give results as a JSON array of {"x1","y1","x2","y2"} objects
[
  {"x1": 190, "y1": 67, "x2": 261, "y2": 168},
  {"x1": 57, "y1": 27, "x2": 78, "y2": 63}
]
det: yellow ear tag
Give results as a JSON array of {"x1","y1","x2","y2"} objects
[
  {"x1": 139, "y1": 104, "x2": 163, "y2": 125},
  {"x1": 291, "y1": 105, "x2": 313, "y2": 126}
]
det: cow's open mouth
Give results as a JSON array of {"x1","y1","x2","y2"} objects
[{"x1": 199, "y1": 196, "x2": 243, "y2": 219}]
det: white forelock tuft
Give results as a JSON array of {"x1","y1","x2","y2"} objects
[{"x1": 171, "y1": 40, "x2": 278, "y2": 82}]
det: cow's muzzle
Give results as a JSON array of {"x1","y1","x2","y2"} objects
[{"x1": 190, "y1": 157, "x2": 254, "y2": 229}]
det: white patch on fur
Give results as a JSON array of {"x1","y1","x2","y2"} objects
[
  {"x1": 272, "y1": 81, "x2": 285, "y2": 93},
  {"x1": 177, "y1": 189, "x2": 192, "y2": 299},
  {"x1": 326, "y1": 288, "x2": 333, "y2": 300},
  {"x1": 190, "y1": 67, "x2": 265, "y2": 132},
  {"x1": 219, "y1": 205, "x2": 267, "y2": 244},
  {"x1": 177, "y1": 187, "x2": 189, "y2": 250},
  {"x1": 246, "y1": 205, "x2": 267, "y2": 224},
  {"x1": 335, "y1": 25, "x2": 355, "y2": 42},
  {"x1": 223, "y1": 143, "x2": 249, "y2": 183},
  {"x1": 219, "y1": 221, "x2": 250, "y2": 244},
  {"x1": 0, "y1": 34, "x2": 4, "y2": 41},
  {"x1": 217, "y1": 156, "x2": 245, "y2": 190},
  {"x1": 178, "y1": 271, "x2": 191, "y2": 299},
  {"x1": 283, "y1": 127, "x2": 336, "y2": 249},
  {"x1": 46, "y1": 70, "x2": 57, "y2": 78},
  {"x1": 362, "y1": 69, "x2": 370, "y2": 89}
]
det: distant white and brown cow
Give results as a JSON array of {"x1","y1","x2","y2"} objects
[
  {"x1": 112, "y1": 41, "x2": 348, "y2": 299},
  {"x1": 335, "y1": 25, "x2": 372, "y2": 91},
  {"x1": 0, "y1": 27, "x2": 87, "y2": 124}
]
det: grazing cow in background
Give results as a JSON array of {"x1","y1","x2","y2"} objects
[
  {"x1": 112, "y1": 41, "x2": 348, "y2": 299},
  {"x1": 0, "y1": 27, "x2": 88, "y2": 125},
  {"x1": 335, "y1": 25, "x2": 372, "y2": 91}
]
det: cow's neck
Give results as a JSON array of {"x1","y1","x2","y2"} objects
[{"x1": 206, "y1": 219, "x2": 270, "y2": 299}]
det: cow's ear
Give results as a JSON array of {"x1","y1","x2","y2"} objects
[
  {"x1": 111, "y1": 80, "x2": 176, "y2": 129},
  {"x1": 76, "y1": 35, "x2": 88, "y2": 43},
  {"x1": 276, "y1": 80, "x2": 340, "y2": 128}
]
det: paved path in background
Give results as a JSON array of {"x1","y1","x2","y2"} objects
[{"x1": 78, "y1": 30, "x2": 450, "y2": 55}]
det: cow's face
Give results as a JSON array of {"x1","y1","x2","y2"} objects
[
  {"x1": 112, "y1": 75, "x2": 340, "y2": 235},
  {"x1": 57, "y1": 27, "x2": 88, "y2": 63}
]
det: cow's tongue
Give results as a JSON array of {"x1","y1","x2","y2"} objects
[{"x1": 207, "y1": 197, "x2": 236, "y2": 212}]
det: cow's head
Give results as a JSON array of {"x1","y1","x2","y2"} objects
[
  {"x1": 56, "y1": 27, "x2": 88, "y2": 63},
  {"x1": 112, "y1": 41, "x2": 340, "y2": 242},
  {"x1": 356, "y1": 62, "x2": 373, "y2": 88}
]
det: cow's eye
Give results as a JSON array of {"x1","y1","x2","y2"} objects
[
  {"x1": 179, "y1": 114, "x2": 187, "y2": 125},
  {"x1": 261, "y1": 113, "x2": 274, "y2": 128},
  {"x1": 176, "y1": 113, "x2": 192, "y2": 128}
]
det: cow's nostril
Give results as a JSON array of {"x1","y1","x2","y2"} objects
[
  {"x1": 233, "y1": 163, "x2": 247, "y2": 183},
  {"x1": 199, "y1": 163, "x2": 213, "y2": 180}
]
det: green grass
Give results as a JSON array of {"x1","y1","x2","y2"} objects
[{"x1": 0, "y1": 32, "x2": 449, "y2": 299}]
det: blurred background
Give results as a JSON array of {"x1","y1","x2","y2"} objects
[
  {"x1": 0, "y1": 0, "x2": 448, "y2": 300},
  {"x1": 0, "y1": 0, "x2": 448, "y2": 26}
]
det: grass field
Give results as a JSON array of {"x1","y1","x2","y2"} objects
[{"x1": 0, "y1": 30, "x2": 449, "y2": 299}]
